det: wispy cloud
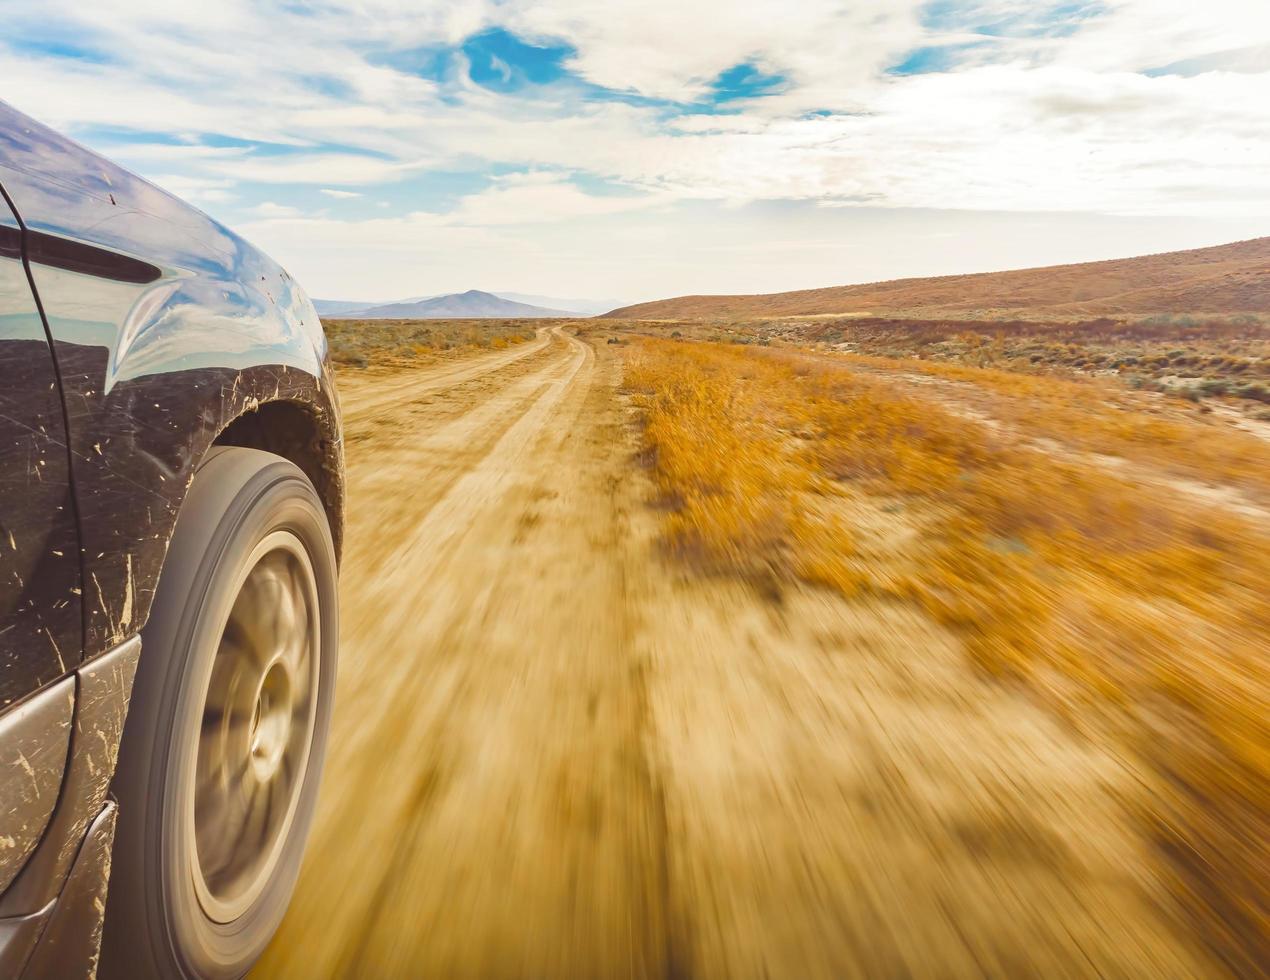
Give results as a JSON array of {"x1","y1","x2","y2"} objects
[{"x1": 0, "y1": 0, "x2": 1266, "y2": 297}]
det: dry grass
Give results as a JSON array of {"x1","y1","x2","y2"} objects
[
  {"x1": 629, "y1": 342, "x2": 807, "y2": 586},
  {"x1": 625, "y1": 336, "x2": 1269, "y2": 974},
  {"x1": 839, "y1": 352, "x2": 1270, "y2": 497},
  {"x1": 323, "y1": 317, "x2": 543, "y2": 368},
  {"x1": 613, "y1": 314, "x2": 1270, "y2": 426}
]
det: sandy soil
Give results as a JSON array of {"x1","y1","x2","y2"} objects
[{"x1": 255, "y1": 328, "x2": 1211, "y2": 978}]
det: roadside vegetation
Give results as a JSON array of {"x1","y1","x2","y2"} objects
[
  {"x1": 838, "y1": 352, "x2": 1270, "y2": 498},
  {"x1": 322, "y1": 317, "x2": 553, "y2": 368},
  {"x1": 611, "y1": 315, "x2": 1270, "y2": 425},
  {"x1": 625, "y1": 336, "x2": 1269, "y2": 974}
]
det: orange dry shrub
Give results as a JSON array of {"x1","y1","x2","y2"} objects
[
  {"x1": 839, "y1": 352, "x2": 1270, "y2": 498},
  {"x1": 625, "y1": 342, "x2": 806, "y2": 582},
  {"x1": 491, "y1": 336, "x2": 509, "y2": 349},
  {"x1": 627, "y1": 337, "x2": 1270, "y2": 972}
]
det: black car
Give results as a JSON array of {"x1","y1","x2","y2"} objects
[{"x1": 0, "y1": 102, "x2": 344, "y2": 978}]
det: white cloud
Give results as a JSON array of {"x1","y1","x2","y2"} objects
[
  {"x1": 488, "y1": 53, "x2": 513, "y2": 84},
  {"x1": 505, "y1": 0, "x2": 923, "y2": 105},
  {"x1": 1052, "y1": 0, "x2": 1270, "y2": 73},
  {"x1": 0, "y1": 0, "x2": 1267, "y2": 296},
  {"x1": 211, "y1": 152, "x2": 431, "y2": 185},
  {"x1": 449, "y1": 175, "x2": 667, "y2": 224},
  {"x1": 248, "y1": 174, "x2": 660, "y2": 228},
  {"x1": 253, "y1": 201, "x2": 306, "y2": 218},
  {"x1": 147, "y1": 174, "x2": 237, "y2": 204}
]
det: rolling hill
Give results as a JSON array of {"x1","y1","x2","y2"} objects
[
  {"x1": 331, "y1": 290, "x2": 572, "y2": 319},
  {"x1": 604, "y1": 237, "x2": 1270, "y2": 321}
]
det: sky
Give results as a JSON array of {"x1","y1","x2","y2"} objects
[{"x1": 1, "y1": 1, "x2": 1268, "y2": 305}]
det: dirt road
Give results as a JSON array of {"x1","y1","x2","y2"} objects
[{"x1": 256, "y1": 328, "x2": 1210, "y2": 978}]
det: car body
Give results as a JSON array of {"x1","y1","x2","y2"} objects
[{"x1": 0, "y1": 101, "x2": 343, "y2": 976}]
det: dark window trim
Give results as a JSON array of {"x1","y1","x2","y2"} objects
[
  {"x1": 25, "y1": 230, "x2": 160, "y2": 285},
  {"x1": 0, "y1": 223, "x2": 19, "y2": 260}
]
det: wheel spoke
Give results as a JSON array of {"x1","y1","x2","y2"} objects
[
  {"x1": 192, "y1": 532, "x2": 321, "y2": 922},
  {"x1": 196, "y1": 757, "x2": 252, "y2": 877},
  {"x1": 221, "y1": 610, "x2": 270, "y2": 670}
]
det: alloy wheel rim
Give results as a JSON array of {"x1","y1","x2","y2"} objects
[{"x1": 190, "y1": 530, "x2": 320, "y2": 923}]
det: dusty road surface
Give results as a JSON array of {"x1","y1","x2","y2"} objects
[{"x1": 256, "y1": 327, "x2": 1212, "y2": 978}]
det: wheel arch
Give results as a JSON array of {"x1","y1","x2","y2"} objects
[{"x1": 211, "y1": 399, "x2": 344, "y2": 562}]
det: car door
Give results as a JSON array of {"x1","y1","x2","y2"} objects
[
  {"x1": 0, "y1": 184, "x2": 82, "y2": 707},
  {"x1": 0, "y1": 101, "x2": 338, "y2": 664}
]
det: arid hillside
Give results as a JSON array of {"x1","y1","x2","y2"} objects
[{"x1": 605, "y1": 236, "x2": 1270, "y2": 320}]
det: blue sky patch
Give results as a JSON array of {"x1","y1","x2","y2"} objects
[
  {"x1": 887, "y1": 42, "x2": 991, "y2": 75},
  {"x1": 374, "y1": 29, "x2": 578, "y2": 95},
  {"x1": 709, "y1": 63, "x2": 787, "y2": 102},
  {"x1": 919, "y1": 0, "x2": 1105, "y2": 39},
  {"x1": 12, "y1": 36, "x2": 112, "y2": 63},
  {"x1": 370, "y1": 44, "x2": 453, "y2": 83},
  {"x1": 265, "y1": 169, "x2": 495, "y2": 216},
  {"x1": 461, "y1": 29, "x2": 575, "y2": 91},
  {"x1": 375, "y1": 30, "x2": 790, "y2": 115},
  {"x1": 300, "y1": 74, "x2": 355, "y2": 100}
]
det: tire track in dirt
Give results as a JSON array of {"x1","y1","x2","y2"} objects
[
  {"x1": 340, "y1": 332, "x2": 587, "y2": 584},
  {"x1": 258, "y1": 329, "x2": 675, "y2": 977},
  {"x1": 345, "y1": 327, "x2": 554, "y2": 420}
]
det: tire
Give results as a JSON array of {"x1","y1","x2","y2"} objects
[{"x1": 101, "y1": 447, "x2": 338, "y2": 979}]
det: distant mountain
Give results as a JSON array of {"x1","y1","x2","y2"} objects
[
  {"x1": 604, "y1": 237, "x2": 1270, "y2": 321},
  {"x1": 343, "y1": 290, "x2": 573, "y2": 319},
  {"x1": 312, "y1": 298, "x2": 380, "y2": 316},
  {"x1": 315, "y1": 290, "x2": 623, "y2": 318}
]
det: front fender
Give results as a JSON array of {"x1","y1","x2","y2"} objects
[{"x1": 0, "y1": 101, "x2": 343, "y2": 660}]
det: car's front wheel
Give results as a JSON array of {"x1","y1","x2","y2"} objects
[{"x1": 101, "y1": 446, "x2": 337, "y2": 979}]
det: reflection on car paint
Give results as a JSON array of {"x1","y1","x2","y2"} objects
[
  {"x1": 0, "y1": 189, "x2": 83, "y2": 704},
  {"x1": 0, "y1": 100, "x2": 343, "y2": 660},
  {"x1": 25, "y1": 229, "x2": 161, "y2": 285}
]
